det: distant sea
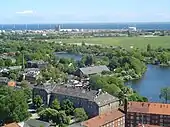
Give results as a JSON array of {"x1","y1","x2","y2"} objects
[{"x1": 1, "y1": 23, "x2": 170, "y2": 30}]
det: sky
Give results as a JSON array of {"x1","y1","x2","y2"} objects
[{"x1": 0, "y1": 0, "x2": 170, "y2": 24}]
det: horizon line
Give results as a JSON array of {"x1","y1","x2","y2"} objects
[{"x1": 0, "y1": 22, "x2": 170, "y2": 25}]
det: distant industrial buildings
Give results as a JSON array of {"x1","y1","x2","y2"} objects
[{"x1": 55, "y1": 24, "x2": 83, "y2": 32}]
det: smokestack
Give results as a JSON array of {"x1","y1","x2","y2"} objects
[{"x1": 124, "y1": 98, "x2": 128, "y2": 114}]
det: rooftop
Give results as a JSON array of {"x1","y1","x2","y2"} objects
[
  {"x1": 3, "y1": 122, "x2": 20, "y2": 127},
  {"x1": 82, "y1": 109, "x2": 125, "y2": 127},
  {"x1": 24, "y1": 119, "x2": 50, "y2": 127},
  {"x1": 52, "y1": 86, "x2": 118, "y2": 107},
  {"x1": 27, "y1": 60, "x2": 48, "y2": 64},
  {"x1": 128, "y1": 101, "x2": 170, "y2": 115},
  {"x1": 79, "y1": 65, "x2": 110, "y2": 75}
]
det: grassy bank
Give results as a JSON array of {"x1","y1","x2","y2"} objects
[{"x1": 52, "y1": 36, "x2": 170, "y2": 49}]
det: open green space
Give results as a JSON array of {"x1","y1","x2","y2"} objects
[{"x1": 53, "y1": 36, "x2": 170, "y2": 49}]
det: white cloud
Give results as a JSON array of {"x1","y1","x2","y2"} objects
[{"x1": 16, "y1": 10, "x2": 35, "y2": 14}]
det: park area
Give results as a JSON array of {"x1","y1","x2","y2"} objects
[{"x1": 55, "y1": 36, "x2": 170, "y2": 49}]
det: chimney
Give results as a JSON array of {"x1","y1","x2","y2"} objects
[{"x1": 124, "y1": 98, "x2": 128, "y2": 114}]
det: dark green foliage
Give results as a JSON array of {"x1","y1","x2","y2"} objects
[
  {"x1": 0, "y1": 86, "x2": 29, "y2": 125},
  {"x1": 74, "y1": 108, "x2": 88, "y2": 122}
]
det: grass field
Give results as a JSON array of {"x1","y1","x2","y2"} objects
[{"x1": 53, "y1": 36, "x2": 170, "y2": 49}]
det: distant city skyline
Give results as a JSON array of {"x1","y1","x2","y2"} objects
[{"x1": 0, "y1": 0, "x2": 170, "y2": 24}]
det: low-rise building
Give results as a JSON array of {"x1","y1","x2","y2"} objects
[
  {"x1": 75, "y1": 65, "x2": 110, "y2": 77},
  {"x1": 27, "y1": 60, "x2": 48, "y2": 69},
  {"x1": 33, "y1": 85, "x2": 119, "y2": 117},
  {"x1": 126, "y1": 101, "x2": 170, "y2": 127},
  {"x1": 82, "y1": 109, "x2": 125, "y2": 127},
  {"x1": 0, "y1": 77, "x2": 9, "y2": 84},
  {"x1": 23, "y1": 68, "x2": 40, "y2": 83}
]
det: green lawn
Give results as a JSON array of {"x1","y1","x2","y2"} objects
[{"x1": 53, "y1": 36, "x2": 170, "y2": 49}]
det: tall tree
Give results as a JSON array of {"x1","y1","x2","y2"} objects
[{"x1": 51, "y1": 99, "x2": 60, "y2": 110}]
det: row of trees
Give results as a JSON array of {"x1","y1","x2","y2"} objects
[{"x1": 89, "y1": 75, "x2": 148, "y2": 103}]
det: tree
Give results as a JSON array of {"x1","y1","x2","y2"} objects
[
  {"x1": 5, "y1": 59, "x2": 12, "y2": 66},
  {"x1": 51, "y1": 99, "x2": 60, "y2": 110},
  {"x1": 0, "y1": 59, "x2": 5, "y2": 67},
  {"x1": 147, "y1": 44, "x2": 151, "y2": 52},
  {"x1": 0, "y1": 86, "x2": 29, "y2": 125},
  {"x1": 61, "y1": 99, "x2": 74, "y2": 115},
  {"x1": 20, "y1": 80, "x2": 29, "y2": 88},
  {"x1": 160, "y1": 87, "x2": 170, "y2": 103},
  {"x1": 39, "y1": 108, "x2": 58, "y2": 122},
  {"x1": 56, "y1": 111, "x2": 70, "y2": 125},
  {"x1": 74, "y1": 108, "x2": 88, "y2": 122},
  {"x1": 23, "y1": 88, "x2": 32, "y2": 102},
  {"x1": 9, "y1": 73, "x2": 17, "y2": 80},
  {"x1": 33, "y1": 95, "x2": 43, "y2": 108}
]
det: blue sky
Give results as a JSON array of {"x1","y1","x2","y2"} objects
[{"x1": 0, "y1": 0, "x2": 170, "y2": 23}]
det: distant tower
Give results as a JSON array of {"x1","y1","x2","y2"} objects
[{"x1": 55, "y1": 24, "x2": 61, "y2": 32}]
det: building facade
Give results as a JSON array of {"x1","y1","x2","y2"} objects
[
  {"x1": 125, "y1": 102, "x2": 170, "y2": 127},
  {"x1": 33, "y1": 85, "x2": 119, "y2": 118}
]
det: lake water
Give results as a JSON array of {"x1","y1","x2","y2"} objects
[
  {"x1": 55, "y1": 52, "x2": 82, "y2": 61},
  {"x1": 127, "y1": 65, "x2": 170, "y2": 102}
]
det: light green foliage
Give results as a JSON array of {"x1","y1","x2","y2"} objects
[
  {"x1": 0, "y1": 86, "x2": 29, "y2": 124},
  {"x1": 51, "y1": 99, "x2": 60, "y2": 110},
  {"x1": 39, "y1": 108, "x2": 70, "y2": 125},
  {"x1": 160, "y1": 87, "x2": 170, "y2": 103},
  {"x1": 74, "y1": 108, "x2": 88, "y2": 122},
  {"x1": 33, "y1": 95, "x2": 43, "y2": 108}
]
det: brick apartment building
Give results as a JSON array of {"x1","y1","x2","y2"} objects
[
  {"x1": 82, "y1": 109, "x2": 125, "y2": 127},
  {"x1": 125, "y1": 101, "x2": 170, "y2": 127}
]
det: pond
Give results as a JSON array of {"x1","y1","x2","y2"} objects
[
  {"x1": 55, "y1": 52, "x2": 82, "y2": 61},
  {"x1": 127, "y1": 65, "x2": 170, "y2": 102}
]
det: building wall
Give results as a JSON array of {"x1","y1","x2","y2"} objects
[
  {"x1": 33, "y1": 88, "x2": 49, "y2": 105},
  {"x1": 126, "y1": 112, "x2": 170, "y2": 127},
  {"x1": 50, "y1": 93, "x2": 99, "y2": 117},
  {"x1": 99, "y1": 101, "x2": 120, "y2": 115},
  {"x1": 102, "y1": 116, "x2": 125, "y2": 127}
]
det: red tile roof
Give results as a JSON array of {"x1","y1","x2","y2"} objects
[
  {"x1": 82, "y1": 110, "x2": 125, "y2": 127},
  {"x1": 3, "y1": 122, "x2": 20, "y2": 127},
  {"x1": 128, "y1": 101, "x2": 170, "y2": 115}
]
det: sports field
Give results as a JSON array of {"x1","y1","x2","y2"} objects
[{"x1": 55, "y1": 36, "x2": 170, "y2": 49}]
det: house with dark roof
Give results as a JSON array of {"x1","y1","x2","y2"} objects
[
  {"x1": 33, "y1": 85, "x2": 119, "y2": 118},
  {"x1": 75, "y1": 65, "x2": 110, "y2": 77},
  {"x1": 125, "y1": 101, "x2": 170, "y2": 127},
  {"x1": 27, "y1": 60, "x2": 48, "y2": 69}
]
